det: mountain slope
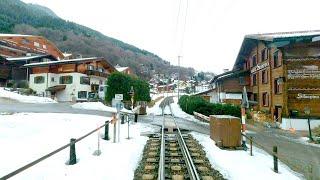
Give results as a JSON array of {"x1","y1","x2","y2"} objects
[{"x1": 0, "y1": 0, "x2": 195, "y2": 79}]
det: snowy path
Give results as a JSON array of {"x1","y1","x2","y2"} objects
[{"x1": 0, "y1": 113, "x2": 158, "y2": 179}]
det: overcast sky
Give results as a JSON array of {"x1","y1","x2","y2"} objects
[{"x1": 21, "y1": 0, "x2": 320, "y2": 74}]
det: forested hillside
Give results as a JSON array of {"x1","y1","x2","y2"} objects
[{"x1": 0, "y1": 0, "x2": 195, "y2": 79}]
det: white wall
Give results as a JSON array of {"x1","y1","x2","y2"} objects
[
  {"x1": 281, "y1": 118, "x2": 320, "y2": 131},
  {"x1": 29, "y1": 72, "x2": 107, "y2": 102},
  {"x1": 226, "y1": 93, "x2": 242, "y2": 100}
]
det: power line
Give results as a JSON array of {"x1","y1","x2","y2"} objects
[{"x1": 179, "y1": 0, "x2": 189, "y2": 55}]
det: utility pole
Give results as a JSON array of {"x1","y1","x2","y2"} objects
[{"x1": 177, "y1": 55, "x2": 181, "y2": 99}]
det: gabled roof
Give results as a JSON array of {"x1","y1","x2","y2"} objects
[
  {"x1": 24, "y1": 57, "x2": 117, "y2": 72},
  {"x1": 6, "y1": 55, "x2": 57, "y2": 62},
  {"x1": 234, "y1": 30, "x2": 320, "y2": 70}
]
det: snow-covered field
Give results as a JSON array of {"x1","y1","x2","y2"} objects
[
  {"x1": 72, "y1": 102, "x2": 134, "y2": 114},
  {"x1": 191, "y1": 132, "x2": 303, "y2": 180},
  {"x1": 0, "y1": 88, "x2": 56, "y2": 104},
  {"x1": 0, "y1": 113, "x2": 152, "y2": 179},
  {"x1": 72, "y1": 102, "x2": 117, "y2": 113}
]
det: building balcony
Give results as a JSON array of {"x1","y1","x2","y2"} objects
[{"x1": 85, "y1": 70, "x2": 109, "y2": 78}]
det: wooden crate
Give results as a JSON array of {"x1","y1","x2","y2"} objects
[{"x1": 210, "y1": 115, "x2": 241, "y2": 148}]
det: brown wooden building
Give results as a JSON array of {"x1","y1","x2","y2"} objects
[{"x1": 233, "y1": 30, "x2": 320, "y2": 121}]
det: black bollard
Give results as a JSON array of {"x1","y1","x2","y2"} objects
[
  {"x1": 134, "y1": 113, "x2": 138, "y2": 123},
  {"x1": 69, "y1": 138, "x2": 77, "y2": 165},
  {"x1": 103, "y1": 121, "x2": 109, "y2": 140},
  {"x1": 273, "y1": 146, "x2": 278, "y2": 173}
]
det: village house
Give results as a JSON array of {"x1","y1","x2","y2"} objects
[
  {"x1": 115, "y1": 64, "x2": 134, "y2": 75},
  {"x1": 209, "y1": 70, "x2": 250, "y2": 105},
  {"x1": 0, "y1": 34, "x2": 64, "y2": 85},
  {"x1": 24, "y1": 57, "x2": 116, "y2": 102},
  {"x1": 229, "y1": 30, "x2": 320, "y2": 130}
]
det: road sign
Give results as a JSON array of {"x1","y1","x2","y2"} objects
[{"x1": 115, "y1": 94, "x2": 123, "y2": 101}]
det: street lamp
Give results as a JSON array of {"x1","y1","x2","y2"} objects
[{"x1": 304, "y1": 107, "x2": 314, "y2": 142}]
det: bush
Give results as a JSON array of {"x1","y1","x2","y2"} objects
[{"x1": 178, "y1": 95, "x2": 241, "y2": 117}]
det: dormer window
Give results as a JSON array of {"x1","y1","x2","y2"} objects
[{"x1": 87, "y1": 65, "x2": 94, "y2": 70}]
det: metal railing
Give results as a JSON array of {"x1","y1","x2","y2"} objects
[{"x1": 1, "y1": 121, "x2": 110, "y2": 180}]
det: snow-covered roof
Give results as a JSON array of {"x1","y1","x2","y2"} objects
[
  {"x1": 116, "y1": 67, "x2": 129, "y2": 72},
  {"x1": 245, "y1": 30, "x2": 320, "y2": 41},
  {"x1": 24, "y1": 57, "x2": 99, "y2": 67},
  {"x1": 6, "y1": 55, "x2": 56, "y2": 61},
  {"x1": 0, "y1": 34, "x2": 33, "y2": 37}
]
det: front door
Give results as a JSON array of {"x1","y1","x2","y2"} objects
[{"x1": 274, "y1": 106, "x2": 282, "y2": 123}]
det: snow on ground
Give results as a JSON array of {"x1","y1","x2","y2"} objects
[
  {"x1": 150, "y1": 93, "x2": 164, "y2": 101},
  {"x1": 298, "y1": 137, "x2": 320, "y2": 148},
  {"x1": 72, "y1": 102, "x2": 117, "y2": 113},
  {"x1": 0, "y1": 87, "x2": 56, "y2": 104},
  {"x1": 191, "y1": 132, "x2": 303, "y2": 180},
  {"x1": 0, "y1": 113, "x2": 151, "y2": 180},
  {"x1": 72, "y1": 102, "x2": 134, "y2": 114}
]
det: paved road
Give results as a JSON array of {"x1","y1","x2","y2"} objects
[
  {"x1": 247, "y1": 124, "x2": 320, "y2": 179},
  {"x1": 0, "y1": 98, "x2": 112, "y2": 117}
]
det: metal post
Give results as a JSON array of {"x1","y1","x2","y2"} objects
[
  {"x1": 307, "y1": 117, "x2": 314, "y2": 142},
  {"x1": 273, "y1": 146, "x2": 278, "y2": 173},
  {"x1": 177, "y1": 55, "x2": 181, "y2": 99},
  {"x1": 103, "y1": 121, "x2": 109, "y2": 140},
  {"x1": 127, "y1": 115, "x2": 130, "y2": 139},
  {"x1": 117, "y1": 113, "x2": 120, "y2": 142},
  {"x1": 69, "y1": 138, "x2": 77, "y2": 165},
  {"x1": 250, "y1": 136, "x2": 253, "y2": 156},
  {"x1": 241, "y1": 107, "x2": 247, "y2": 150}
]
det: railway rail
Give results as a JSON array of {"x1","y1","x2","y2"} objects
[{"x1": 135, "y1": 97, "x2": 224, "y2": 180}]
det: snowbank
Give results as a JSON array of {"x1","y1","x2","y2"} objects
[
  {"x1": 72, "y1": 102, "x2": 117, "y2": 113},
  {"x1": 72, "y1": 102, "x2": 133, "y2": 114},
  {"x1": 191, "y1": 132, "x2": 302, "y2": 180},
  {"x1": 0, "y1": 88, "x2": 57, "y2": 103},
  {"x1": 0, "y1": 113, "x2": 151, "y2": 179}
]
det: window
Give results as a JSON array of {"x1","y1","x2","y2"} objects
[
  {"x1": 273, "y1": 51, "x2": 281, "y2": 68},
  {"x1": 78, "y1": 91, "x2": 87, "y2": 99},
  {"x1": 51, "y1": 77, "x2": 55, "y2": 82},
  {"x1": 34, "y1": 76, "x2": 45, "y2": 84},
  {"x1": 87, "y1": 65, "x2": 94, "y2": 70},
  {"x1": 42, "y1": 45, "x2": 47, "y2": 49},
  {"x1": 251, "y1": 73, "x2": 257, "y2": 86},
  {"x1": 59, "y1": 76, "x2": 73, "y2": 84},
  {"x1": 239, "y1": 77, "x2": 245, "y2": 85},
  {"x1": 274, "y1": 78, "x2": 283, "y2": 94},
  {"x1": 252, "y1": 55, "x2": 257, "y2": 67},
  {"x1": 261, "y1": 70, "x2": 268, "y2": 84},
  {"x1": 253, "y1": 93, "x2": 258, "y2": 101},
  {"x1": 97, "y1": 67, "x2": 105, "y2": 73},
  {"x1": 262, "y1": 92, "x2": 269, "y2": 106},
  {"x1": 80, "y1": 76, "x2": 90, "y2": 85},
  {"x1": 22, "y1": 38, "x2": 30, "y2": 45},
  {"x1": 261, "y1": 48, "x2": 268, "y2": 61},
  {"x1": 34, "y1": 42, "x2": 40, "y2": 47}
]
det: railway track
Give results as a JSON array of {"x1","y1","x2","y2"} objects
[{"x1": 135, "y1": 97, "x2": 224, "y2": 180}]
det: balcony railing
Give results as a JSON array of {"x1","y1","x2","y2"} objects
[{"x1": 85, "y1": 70, "x2": 109, "y2": 78}]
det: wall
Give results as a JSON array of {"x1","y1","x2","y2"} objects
[
  {"x1": 281, "y1": 118, "x2": 320, "y2": 131},
  {"x1": 29, "y1": 72, "x2": 107, "y2": 102},
  {"x1": 285, "y1": 58, "x2": 320, "y2": 117}
]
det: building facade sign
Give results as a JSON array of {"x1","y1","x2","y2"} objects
[
  {"x1": 297, "y1": 93, "x2": 320, "y2": 99},
  {"x1": 287, "y1": 65, "x2": 320, "y2": 79},
  {"x1": 251, "y1": 61, "x2": 269, "y2": 73}
]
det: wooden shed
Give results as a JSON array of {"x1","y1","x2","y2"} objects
[{"x1": 210, "y1": 115, "x2": 241, "y2": 148}]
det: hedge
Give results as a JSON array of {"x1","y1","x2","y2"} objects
[{"x1": 178, "y1": 95, "x2": 241, "y2": 117}]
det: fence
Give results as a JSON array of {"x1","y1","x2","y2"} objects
[
  {"x1": 193, "y1": 111, "x2": 210, "y2": 122},
  {"x1": 1, "y1": 121, "x2": 111, "y2": 180}
]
